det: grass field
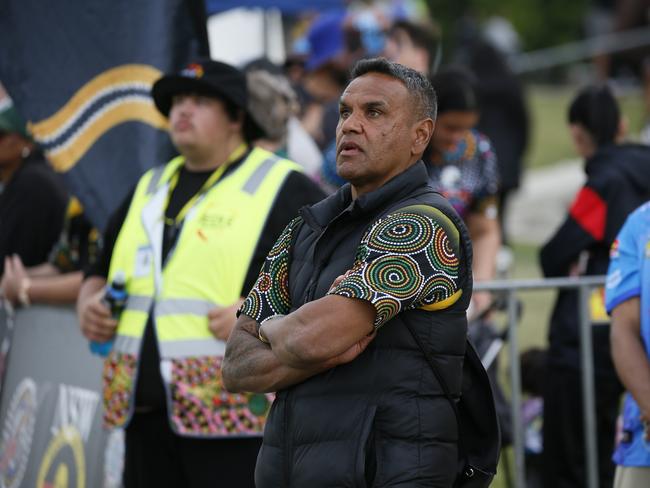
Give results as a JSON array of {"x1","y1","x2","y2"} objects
[{"x1": 485, "y1": 83, "x2": 646, "y2": 486}]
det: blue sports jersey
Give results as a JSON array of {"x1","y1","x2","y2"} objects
[{"x1": 605, "y1": 201, "x2": 650, "y2": 466}]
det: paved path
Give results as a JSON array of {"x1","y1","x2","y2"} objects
[{"x1": 505, "y1": 159, "x2": 585, "y2": 245}]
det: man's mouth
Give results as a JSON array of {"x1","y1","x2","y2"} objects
[
  {"x1": 339, "y1": 141, "x2": 362, "y2": 156},
  {"x1": 174, "y1": 120, "x2": 192, "y2": 131}
]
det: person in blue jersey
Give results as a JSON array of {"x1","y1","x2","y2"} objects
[{"x1": 606, "y1": 201, "x2": 650, "y2": 487}]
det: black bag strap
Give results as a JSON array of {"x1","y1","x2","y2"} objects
[{"x1": 403, "y1": 320, "x2": 477, "y2": 481}]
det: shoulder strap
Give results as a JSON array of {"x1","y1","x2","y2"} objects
[
  {"x1": 402, "y1": 321, "x2": 471, "y2": 470},
  {"x1": 403, "y1": 321, "x2": 497, "y2": 486}
]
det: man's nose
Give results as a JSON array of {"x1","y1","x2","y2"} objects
[
  {"x1": 339, "y1": 112, "x2": 362, "y2": 133},
  {"x1": 173, "y1": 96, "x2": 194, "y2": 114}
]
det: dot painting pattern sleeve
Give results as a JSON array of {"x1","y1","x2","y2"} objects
[
  {"x1": 239, "y1": 216, "x2": 302, "y2": 323},
  {"x1": 328, "y1": 205, "x2": 463, "y2": 328}
]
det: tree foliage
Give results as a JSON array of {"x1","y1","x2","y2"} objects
[{"x1": 426, "y1": 0, "x2": 590, "y2": 53}]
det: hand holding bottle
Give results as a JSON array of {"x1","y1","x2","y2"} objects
[{"x1": 89, "y1": 271, "x2": 127, "y2": 357}]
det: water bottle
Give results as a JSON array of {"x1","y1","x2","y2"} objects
[{"x1": 90, "y1": 271, "x2": 127, "y2": 357}]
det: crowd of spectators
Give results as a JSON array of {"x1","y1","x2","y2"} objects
[{"x1": 2, "y1": 4, "x2": 650, "y2": 487}]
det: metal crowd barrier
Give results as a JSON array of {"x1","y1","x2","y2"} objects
[
  {"x1": 0, "y1": 277, "x2": 608, "y2": 487},
  {"x1": 475, "y1": 275, "x2": 607, "y2": 488}
]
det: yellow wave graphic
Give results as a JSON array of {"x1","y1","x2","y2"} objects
[
  {"x1": 28, "y1": 64, "x2": 168, "y2": 172},
  {"x1": 49, "y1": 99, "x2": 167, "y2": 171}
]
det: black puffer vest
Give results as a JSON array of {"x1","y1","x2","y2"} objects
[{"x1": 256, "y1": 162, "x2": 473, "y2": 487}]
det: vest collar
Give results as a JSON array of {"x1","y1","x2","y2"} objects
[{"x1": 302, "y1": 161, "x2": 429, "y2": 231}]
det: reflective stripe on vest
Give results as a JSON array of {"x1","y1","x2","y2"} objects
[
  {"x1": 115, "y1": 333, "x2": 226, "y2": 358},
  {"x1": 146, "y1": 165, "x2": 166, "y2": 195},
  {"x1": 125, "y1": 294, "x2": 151, "y2": 312}
]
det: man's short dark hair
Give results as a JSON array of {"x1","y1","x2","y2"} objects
[
  {"x1": 389, "y1": 20, "x2": 441, "y2": 74},
  {"x1": 568, "y1": 84, "x2": 620, "y2": 147},
  {"x1": 350, "y1": 57, "x2": 437, "y2": 120}
]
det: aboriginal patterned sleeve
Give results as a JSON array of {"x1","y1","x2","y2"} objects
[
  {"x1": 239, "y1": 216, "x2": 302, "y2": 323},
  {"x1": 328, "y1": 205, "x2": 463, "y2": 329}
]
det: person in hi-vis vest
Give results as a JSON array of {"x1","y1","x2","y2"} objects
[{"x1": 76, "y1": 59, "x2": 325, "y2": 488}]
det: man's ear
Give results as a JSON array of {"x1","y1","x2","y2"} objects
[{"x1": 413, "y1": 118, "x2": 434, "y2": 154}]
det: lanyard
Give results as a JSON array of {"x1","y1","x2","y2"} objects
[{"x1": 163, "y1": 143, "x2": 248, "y2": 226}]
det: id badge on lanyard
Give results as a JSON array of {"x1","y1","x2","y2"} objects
[{"x1": 134, "y1": 245, "x2": 153, "y2": 278}]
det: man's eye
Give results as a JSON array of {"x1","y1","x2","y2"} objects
[
  {"x1": 340, "y1": 109, "x2": 351, "y2": 118},
  {"x1": 368, "y1": 109, "x2": 381, "y2": 118}
]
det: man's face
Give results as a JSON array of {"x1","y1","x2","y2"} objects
[
  {"x1": 430, "y1": 111, "x2": 479, "y2": 153},
  {"x1": 168, "y1": 93, "x2": 241, "y2": 155},
  {"x1": 0, "y1": 131, "x2": 28, "y2": 166},
  {"x1": 335, "y1": 72, "x2": 427, "y2": 196}
]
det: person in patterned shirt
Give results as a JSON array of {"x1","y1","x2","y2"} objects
[
  {"x1": 427, "y1": 67, "x2": 501, "y2": 319},
  {"x1": 223, "y1": 58, "x2": 476, "y2": 487}
]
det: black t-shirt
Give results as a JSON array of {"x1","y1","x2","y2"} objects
[
  {"x1": 86, "y1": 154, "x2": 326, "y2": 408},
  {"x1": 0, "y1": 155, "x2": 68, "y2": 275},
  {"x1": 49, "y1": 203, "x2": 101, "y2": 273}
]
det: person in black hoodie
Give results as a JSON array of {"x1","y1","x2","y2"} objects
[{"x1": 540, "y1": 85, "x2": 650, "y2": 488}]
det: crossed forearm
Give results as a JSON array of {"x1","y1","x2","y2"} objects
[
  {"x1": 222, "y1": 315, "x2": 327, "y2": 393},
  {"x1": 223, "y1": 296, "x2": 376, "y2": 393}
]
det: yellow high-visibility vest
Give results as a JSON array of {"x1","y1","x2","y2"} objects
[{"x1": 104, "y1": 147, "x2": 300, "y2": 437}]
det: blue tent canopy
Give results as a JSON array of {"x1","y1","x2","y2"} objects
[{"x1": 205, "y1": 0, "x2": 344, "y2": 15}]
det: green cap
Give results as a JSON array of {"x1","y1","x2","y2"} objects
[{"x1": 0, "y1": 98, "x2": 29, "y2": 138}]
